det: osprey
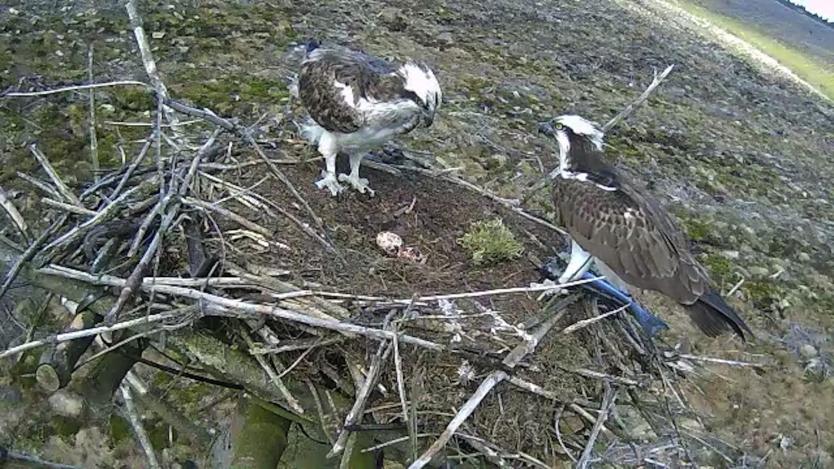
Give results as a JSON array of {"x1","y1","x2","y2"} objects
[
  {"x1": 541, "y1": 115, "x2": 753, "y2": 339},
  {"x1": 297, "y1": 41, "x2": 442, "y2": 196}
]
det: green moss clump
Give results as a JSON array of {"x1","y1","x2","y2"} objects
[
  {"x1": 743, "y1": 280, "x2": 785, "y2": 310},
  {"x1": 681, "y1": 217, "x2": 712, "y2": 242},
  {"x1": 458, "y1": 218, "x2": 524, "y2": 266},
  {"x1": 703, "y1": 254, "x2": 733, "y2": 284}
]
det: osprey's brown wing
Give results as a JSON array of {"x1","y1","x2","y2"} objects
[
  {"x1": 552, "y1": 176, "x2": 752, "y2": 338},
  {"x1": 298, "y1": 47, "x2": 406, "y2": 133}
]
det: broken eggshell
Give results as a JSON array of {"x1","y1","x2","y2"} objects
[{"x1": 376, "y1": 231, "x2": 403, "y2": 255}]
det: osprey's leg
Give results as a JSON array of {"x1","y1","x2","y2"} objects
[
  {"x1": 338, "y1": 153, "x2": 375, "y2": 196},
  {"x1": 532, "y1": 239, "x2": 593, "y2": 299},
  {"x1": 559, "y1": 240, "x2": 593, "y2": 284},
  {"x1": 314, "y1": 133, "x2": 343, "y2": 196}
]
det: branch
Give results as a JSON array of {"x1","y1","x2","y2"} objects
[
  {"x1": 87, "y1": 44, "x2": 100, "y2": 182},
  {"x1": 120, "y1": 384, "x2": 162, "y2": 469},
  {"x1": 408, "y1": 297, "x2": 574, "y2": 468},
  {"x1": 0, "y1": 186, "x2": 28, "y2": 238},
  {"x1": 576, "y1": 384, "x2": 617, "y2": 468},
  {"x1": 29, "y1": 144, "x2": 83, "y2": 207},
  {"x1": 0, "y1": 80, "x2": 150, "y2": 98},
  {"x1": 602, "y1": 65, "x2": 675, "y2": 133}
]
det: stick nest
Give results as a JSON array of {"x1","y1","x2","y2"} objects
[{"x1": 0, "y1": 37, "x2": 743, "y2": 469}]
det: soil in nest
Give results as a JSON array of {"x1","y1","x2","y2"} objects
[{"x1": 218, "y1": 150, "x2": 563, "y2": 321}]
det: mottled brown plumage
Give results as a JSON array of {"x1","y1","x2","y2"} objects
[
  {"x1": 548, "y1": 115, "x2": 752, "y2": 339},
  {"x1": 299, "y1": 47, "x2": 417, "y2": 134},
  {"x1": 295, "y1": 42, "x2": 441, "y2": 196}
]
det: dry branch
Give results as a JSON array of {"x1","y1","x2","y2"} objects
[
  {"x1": 0, "y1": 186, "x2": 27, "y2": 237},
  {"x1": 602, "y1": 65, "x2": 676, "y2": 133},
  {"x1": 120, "y1": 383, "x2": 162, "y2": 469},
  {"x1": 409, "y1": 295, "x2": 576, "y2": 468},
  {"x1": 576, "y1": 384, "x2": 617, "y2": 468},
  {"x1": 29, "y1": 144, "x2": 83, "y2": 207}
]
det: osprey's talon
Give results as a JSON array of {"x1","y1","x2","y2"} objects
[
  {"x1": 315, "y1": 172, "x2": 344, "y2": 196},
  {"x1": 338, "y1": 173, "x2": 375, "y2": 196}
]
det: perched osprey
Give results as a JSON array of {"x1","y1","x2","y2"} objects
[
  {"x1": 297, "y1": 42, "x2": 442, "y2": 196},
  {"x1": 541, "y1": 115, "x2": 753, "y2": 339}
]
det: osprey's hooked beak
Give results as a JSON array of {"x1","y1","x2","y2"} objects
[
  {"x1": 423, "y1": 110, "x2": 434, "y2": 127},
  {"x1": 538, "y1": 120, "x2": 556, "y2": 137}
]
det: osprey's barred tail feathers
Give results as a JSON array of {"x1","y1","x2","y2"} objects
[{"x1": 684, "y1": 289, "x2": 753, "y2": 341}]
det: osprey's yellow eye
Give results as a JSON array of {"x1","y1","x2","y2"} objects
[{"x1": 554, "y1": 122, "x2": 564, "y2": 130}]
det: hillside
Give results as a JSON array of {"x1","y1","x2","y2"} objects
[
  {"x1": 691, "y1": 0, "x2": 834, "y2": 68},
  {"x1": 1, "y1": 0, "x2": 834, "y2": 467}
]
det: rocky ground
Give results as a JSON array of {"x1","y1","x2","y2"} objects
[{"x1": 2, "y1": 0, "x2": 834, "y2": 466}]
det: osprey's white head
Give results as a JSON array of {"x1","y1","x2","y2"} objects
[
  {"x1": 553, "y1": 115, "x2": 604, "y2": 151},
  {"x1": 399, "y1": 62, "x2": 442, "y2": 126},
  {"x1": 547, "y1": 115, "x2": 605, "y2": 174}
]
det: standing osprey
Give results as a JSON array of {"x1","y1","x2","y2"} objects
[
  {"x1": 542, "y1": 115, "x2": 752, "y2": 339},
  {"x1": 297, "y1": 42, "x2": 442, "y2": 196}
]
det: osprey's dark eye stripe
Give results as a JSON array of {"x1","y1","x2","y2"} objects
[{"x1": 401, "y1": 90, "x2": 420, "y2": 103}]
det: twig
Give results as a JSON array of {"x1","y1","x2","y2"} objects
[
  {"x1": 183, "y1": 197, "x2": 271, "y2": 237},
  {"x1": 16, "y1": 171, "x2": 64, "y2": 200},
  {"x1": 198, "y1": 171, "x2": 334, "y2": 252},
  {"x1": 561, "y1": 303, "x2": 629, "y2": 334},
  {"x1": 242, "y1": 332, "x2": 304, "y2": 414},
  {"x1": 727, "y1": 275, "x2": 745, "y2": 297},
  {"x1": 111, "y1": 137, "x2": 154, "y2": 200},
  {"x1": 409, "y1": 297, "x2": 571, "y2": 468},
  {"x1": 87, "y1": 44, "x2": 100, "y2": 181},
  {"x1": 2, "y1": 449, "x2": 79, "y2": 469},
  {"x1": 576, "y1": 384, "x2": 617, "y2": 468},
  {"x1": 360, "y1": 434, "x2": 435, "y2": 454},
  {"x1": 41, "y1": 198, "x2": 98, "y2": 217},
  {"x1": 393, "y1": 320, "x2": 418, "y2": 462},
  {"x1": 396, "y1": 277, "x2": 600, "y2": 303},
  {"x1": 677, "y1": 353, "x2": 766, "y2": 369},
  {"x1": 124, "y1": 0, "x2": 175, "y2": 122},
  {"x1": 409, "y1": 370, "x2": 508, "y2": 469},
  {"x1": 562, "y1": 367, "x2": 641, "y2": 387},
  {"x1": 1, "y1": 80, "x2": 150, "y2": 98},
  {"x1": 569, "y1": 403, "x2": 614, "y2": 438},
  {"x1": 328, "y1": 322, "x2": 395, "y2": 457},
  {"x1": 0, "y1": 308, "x2": 194, "y2": 359},
  {"x1": 38, "y1": 264, "x2": 444, "y2": 350},
  {"x1": 507, "y1": 375, "x2": 563, "y2": 401},
  {"x1": 553, "y1": 405, "x2": 578, "y2": 462},
  {"x1": 306, "y1": 379, "x2": 336, "y2": 446},
  {"x1": 41, "y1": 176, "x2": 158, "y2": 253},
  {"x1": 29, "y1": 144, "x2": 83, "y2": 207},
  {"x1": 120, "y1": 384, "x2": 162, "y2": 469},
  {"x1": 0, "y1": 215, "x2": 65, "y2": 303},
  {"x1": 127, "y1": 198, "x2": 164, "y2": 258},
  {"x1": 157, "y1": 96, "x2": 333, "y2": 250},
  {"x1": 601, "y1": 65, "x2": 675, "y2": 133},
  {"x1": 106, "y1": 195, "x2": 178, "y2": 322},
  {"x1": 0, "y1": 186, "x2": 28, "y2": 238}
]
